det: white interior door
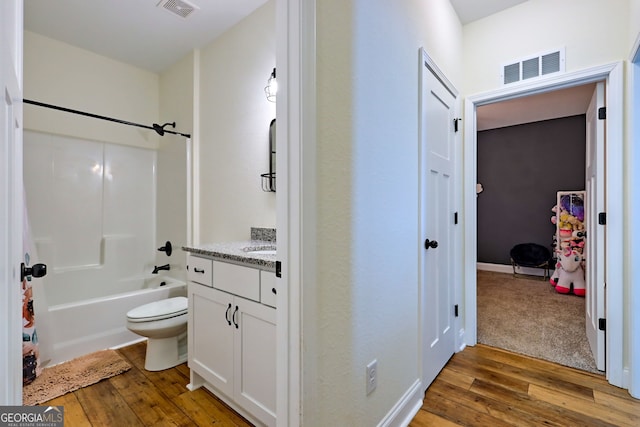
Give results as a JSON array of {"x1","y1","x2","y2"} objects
[
  {"x1": 0, "y1": 0, "x2": 24, "y2": 405},
  {"x1": 585, "y1": 81, "x2": 606, "y2": 371},
  {"x1": 420, "y1": 51, "x2": 457, "y2": 390}
]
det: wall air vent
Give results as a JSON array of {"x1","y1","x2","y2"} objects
[
  {"x1": 157, "y1": 0, "x2": 199, "y2": 19},
  {"x1": 502, "y1": 48, "x2": 565, "y2": 85},
  {"x1": 503, "y1": 63, "x2": 520, "y2": 84}
]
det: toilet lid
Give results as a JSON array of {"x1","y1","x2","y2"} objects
[{"x1": 127, "y1": 296, "x2": 188, "y2": 322}]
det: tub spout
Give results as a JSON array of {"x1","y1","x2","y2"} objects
[{"x1": 152, "y1": 264, "x2": 171, "y2": 274}]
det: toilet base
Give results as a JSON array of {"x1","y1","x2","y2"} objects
[{"x1": 144, "y1": 332, "x2": 187, "y2": 371}]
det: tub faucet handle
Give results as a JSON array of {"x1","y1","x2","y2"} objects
[{"x1": 158, "y1": 241, "x2": 172, "y2": 256}]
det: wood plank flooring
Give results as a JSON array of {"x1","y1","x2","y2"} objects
[
  {"x1": 41, "y1": 342, "x2": 252, "y2": 426},
  {"x1": 40, "y1": 342, "x2": 640, "y2": 426},
  {"x1": 411, "y1": 344, "x2": 640, "y2": 427}
]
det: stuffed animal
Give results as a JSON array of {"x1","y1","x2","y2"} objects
[
  {"x1": 551, "y1": 248, "x2": 585, "y2": 296},
  {"x1": 560, "y1": 193, "x2": 585, "y2": 222},
  {"x1": 549, "y1": 260, "x2": 561, "y2": 285},
  {"x1": 550, "y1": 205, "x2": 558, "y2": 225}
]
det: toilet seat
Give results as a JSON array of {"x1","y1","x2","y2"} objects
[{"x1": 127, "y1": 296, "x2": 188, "y2": 323}]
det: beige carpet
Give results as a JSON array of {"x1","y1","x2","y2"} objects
[
  {"x1": 477, "y1": 270, "x2": 601, "y2": 374},
  {"x1": 23, "y1": 349, "x2": 131, "y2": 405}
]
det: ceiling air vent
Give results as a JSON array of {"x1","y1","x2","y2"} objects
[
  {"x1": 502, "y1": 48, "x2": 565, "y2": 85},
  {"x1": 157, "y1": 0, "x2": 199, "y2": 19}
]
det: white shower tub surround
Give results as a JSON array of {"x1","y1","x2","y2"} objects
[{"x1": 45, "y1": 275, "x2": 186, "y2": 366}]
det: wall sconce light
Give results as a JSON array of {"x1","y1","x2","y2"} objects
[{"x1": 264, "y1": 68, "x2": 277, "y2": 102}]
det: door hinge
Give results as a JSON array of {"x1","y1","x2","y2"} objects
[
  {"x1": 454, "y1": 304, "x2": 459, "y2": 317},
  {"x1": 454, "y1": 118, "x2": 461, "y2": 132},
  {"x1": 275, "y1": 260, "x2": 282, "y2": 278},
  {"x1": 454, "y1": 212, "x2": 458, "y2": 225},
  {"x1": 598, "y1": 107, "x2": 606, "y2": 120},
  {"x1": 598, "y1": 318, "x2": 606, "y2": 331},
  {"x1": 598, "y1": 212, "x2": 606, "y2": 225}
]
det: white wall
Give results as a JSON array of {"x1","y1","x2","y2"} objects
[
  {"x1": 198, "y1": 1, "x2": 276, "y2": 243},
  {"x1": 462, "y1": 0, "x2": 630, "y2": 95},
  {"x1": 157, "y1": 53, "x2": 195, "y2": 279},
  {"x1": 631, "y1": 0, "x2": 640, "y2": 50},
  {"x1": 307, "y1": 0, "x2": 462, "y2": 424},
  {"x1": 23, "y1": 31, "x2": 160, "y2": 149}
]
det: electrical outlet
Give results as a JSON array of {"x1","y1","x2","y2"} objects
[{"x1": 366, "y1": 359, "x2": 377, "y2": 395}]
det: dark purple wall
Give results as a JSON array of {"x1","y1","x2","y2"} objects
[{"x1": 477, "y1": 115, "x2": 586, "y2": 265}]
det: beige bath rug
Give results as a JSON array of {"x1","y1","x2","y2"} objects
[{"x1": 23, "y1": 349, "x2": 131, "y2": 406}]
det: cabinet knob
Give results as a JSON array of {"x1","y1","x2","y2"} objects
[
  {"x1": 272, "y1": 287, "x2": 277, "y2": 295},
  {"x1": 194, "y1": 268, "x2": 205, "y2": 274}
]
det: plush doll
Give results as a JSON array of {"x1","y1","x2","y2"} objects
[
  {"x1": 551, "y1": 248, "x2": 585, "y2": 296},
  {"x1": 549, "y1": 260, "x2": 561, "y2": 285},
  {"x1": 550, "y1": 205, "x2": 558, "y2": 225},
  {"x1": 560, "y1": 193, "x2": 585, "y2": 222},
  {"x1": 558, "y1": 212, "x2": 574, "y2": 238}
]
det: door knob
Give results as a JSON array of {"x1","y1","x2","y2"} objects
[
  {"x1": 21, "y1": 263, "x2": 47, "y2": 282},
  {"x1": 424, "y1": 239, "x2": 438, "y2": 250}
]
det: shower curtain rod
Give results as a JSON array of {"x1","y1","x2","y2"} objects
[{"x1": 23, "y1": 99, "x2": 191, "y2": 138}]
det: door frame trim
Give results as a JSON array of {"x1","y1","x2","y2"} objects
[
  {"x1": 1, "y1": 0, "x2": 24, "y2": 405},
  {"x1": 462, "y1": 62, "x2": 625, "y2": 388},
  {"x1": 275, "y1": 0, "x2": 314, "y2": 424},
  {"x1": 628, "y1": 36, "x2": 640, "y2": 398}
]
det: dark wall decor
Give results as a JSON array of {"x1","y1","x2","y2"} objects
[{"x1": 477, "y1": 115, "x2": 586, "y2": 265}]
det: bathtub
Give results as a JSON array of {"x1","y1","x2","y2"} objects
[{"x1": 43, "y1": 275, "x2": 186, "y2": 366}]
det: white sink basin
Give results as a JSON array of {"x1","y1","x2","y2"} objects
[
  {"x1": 243, "y1": 245, "x2": 276, "y2": 255},
  {"x1": 248, "y1": 249, "x2": 276, "y2": 255}
]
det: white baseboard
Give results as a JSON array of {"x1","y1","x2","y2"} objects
[
  {"x1": 477, "y1": 262, "x2": 553, "y2": 278},
  {"x1": 378, "y1": 379, "x2": 423, "y2": 427}
]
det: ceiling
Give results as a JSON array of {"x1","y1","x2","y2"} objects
[
  {"x1": 477, "y1": 84, "x2": 597, "y2": 131},
  {"x1": 449, "y1": 0, "x2": 529, "y2": 24},
  {"x1": 25, "y1": 0, "x2": 583, "y2": 129},
  {"x1": 24, "y1": 0, "x2": 528, "y2": 74},
  {"x1": 23, "y1": 0, "x2": 269, "y2": 73}
]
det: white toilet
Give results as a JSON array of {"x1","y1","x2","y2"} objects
[{"x1": 126, "y1": 296, "x2": 188, "y2": 371}]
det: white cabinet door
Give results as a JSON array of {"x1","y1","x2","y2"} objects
[
  {"x1": 234, "y1": 298, "x2": 276, "y2": 427},
  {"x1": 189, "y1": 284, "x2": 234, "y2": 397},
  {"x1": 188, "y1": 259, "x2": 277, "y2": 427}
]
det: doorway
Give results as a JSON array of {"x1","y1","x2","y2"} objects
[
  {"x1": 474, "y1": 82, "x2": 601, "y2": 373},
  {"x1": 463, "y1": 62, "x2": 625, "y2": 388}
]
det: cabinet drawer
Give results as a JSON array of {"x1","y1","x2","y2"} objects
[
  {"x1": 260, "y1": 270, "x2": 277, "y2": 308},
  {"x1": 188, "y1": 255, "x2": 213, "y2": 287},
  {"x1": 213, "y1": 261, "x2": 260, "y2": 302}
]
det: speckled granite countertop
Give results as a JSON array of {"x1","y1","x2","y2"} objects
[
  {"x1": 182, "y1": 240, "x2": 276, "y2": 272},
  {"x1": 183, "y1": 227, "x2": 276, "y2": 271}
]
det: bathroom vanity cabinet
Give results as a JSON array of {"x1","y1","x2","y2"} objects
[{"x1": 187, "y1": 255, "x2": 276, "y2": 427}]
